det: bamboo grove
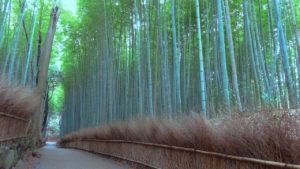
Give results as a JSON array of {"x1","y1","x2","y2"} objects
[
  {"x1": 0, "y1": 0, "x2": 57, "y2": 86},
  {"x1": 0, "y1": 0, "x2": 60, "y2": 140},
  {"x1": 58, "y1": 0, "x2": 300, "y2": 135}
]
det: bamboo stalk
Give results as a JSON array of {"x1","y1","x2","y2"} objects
[
  {"x1": 0, "y1": 112, "x2": 28, "y2": 122},
  {"x1": 78, "y1": 139, "x2": 300, "y2": 169}
]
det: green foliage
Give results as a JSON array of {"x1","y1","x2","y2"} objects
[{"x1": 49, "y1": 83, "x2": 64, "y2": 113}]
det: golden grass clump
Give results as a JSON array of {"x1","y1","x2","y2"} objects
[{"x1": 60, "y1": 111, "x2": 300, "y2": 165}]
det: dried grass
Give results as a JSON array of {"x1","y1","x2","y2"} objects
[
  {"x1": 0, "y1": 81, "x2": 39, "y2": 119},
  {"x1": 0, "y1": 81, "x2": 39, "y2": 139},
  {"x1": 60, "y1": 111, "x2": 300, "y2": 165},
  {"x1": 64, "y1": 140, "x2": 295, "y2": 169}
]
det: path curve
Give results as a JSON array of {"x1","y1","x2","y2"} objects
[{"x1": 34, "y1": 142, "x2": 131, "y2": 169}]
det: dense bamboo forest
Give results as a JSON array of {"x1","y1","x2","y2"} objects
[
  {"x1": 0, "y1": 0, "x2": 299, "y2": 133},
  {"x1": 56, "y1": 0, "x2": 300, "y2": 135},
  {"x1": 0, "y1": 0, "x2": 300, "y2": 168}
]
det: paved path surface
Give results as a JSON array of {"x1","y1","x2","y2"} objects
[{"x1": 34, "y1": 142, "x2": 131, "y2": 169}]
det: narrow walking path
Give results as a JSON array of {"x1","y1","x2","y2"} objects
[{"x1": 34, "y1": 142, "x2": 131, "y2": 169}]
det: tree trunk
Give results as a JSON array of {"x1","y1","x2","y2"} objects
[
  {"x1": 32, "y1": 6, "x2": 60, "y2": 146},
  {"x1": 195, "y1": 0, "x2": 207, "y2": 116},
  {"x1": 224, "y1": 0, "x2": 242, "y2": 111},
  {"x1": 171, "y1": 0, "x2": 181, "y2": 113},
  {"x1": 217, "y1": 0, "x2": 230, "y2": 110},
  {"x1": 145, "y1": 0, "x2": 154, "y2": 116},
  {"x1": 273, "y1": 0, "x2": 297, "y2": 108}
]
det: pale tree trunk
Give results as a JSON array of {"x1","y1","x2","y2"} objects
[
  {"x1": 7, "y1": 0, "x2": 26, "y2": 81},
  {"x1": 133, "y1": 0, "x2": 143, "y2": 116},
  {"x1": 273, "y1": 0, "x2": 297, "y2": 108},
  {"x1": 156, "y1": 0, "x2": 172, "y2": 114},
  {"x1": 223, "y1": 0, "x2": 242, "y2": 111},
  {"x1": 23, "y1": 0, "x2": 39, "y2": 85},
  {"x1": 163, "y1": 1, "x2": 172, "y2": 114},
  {"x1": 171, "y1": 0, "x2": 181, "y2": 113},
  {"x1": 32, "y1": 6, "x2": 60, "y2": 146},
  {"x1": 217, "y1": 0, "x2": 230, "y2": 110},
  {"x1": 288, "y1": 0, "x2": 300, "y2": 100},
  {"x1": 145, "y1": 0, "x2": 154, "y2": 116},
  {"x1": 244, "y1": 0, "x2": 261, "y2": 109},
  {"x1": 195, "y1": 0, "x2": 207, "y2": 116},
  {"x1": 0, "y1": 0, "x2": 10, "y2": 48}
]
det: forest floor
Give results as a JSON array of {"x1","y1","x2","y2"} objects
[{"x1": 15, "y1": 142, "x2": 131, "y2": 169}]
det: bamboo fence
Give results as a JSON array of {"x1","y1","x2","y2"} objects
[
  {"x1": 0, "y1": 112, "x2": 29, "y2": 142},
  {"x1": 61, "y1": 139, "x2": 300, "y2": 169}
]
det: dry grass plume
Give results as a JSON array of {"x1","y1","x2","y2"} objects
[
  {"x1": 0, "y1": 80, "x2": 39, "y2": 119},
  {"x1": 60, "y1": 111, "x2": 300, "y2": 165}
]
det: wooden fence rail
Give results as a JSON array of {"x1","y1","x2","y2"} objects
[
  {"x1": 0, "y1": 136, "x2": 27, "y2": 142},
  {"x1": 0, "y1": 112, "x2": 29, "y2": 141},
  {"x1": 0, "y1": 112, "x2": 28, "y2": 122},
  {"x1": 61, "y1": 139, "x2": 300, "y2": 169}
]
